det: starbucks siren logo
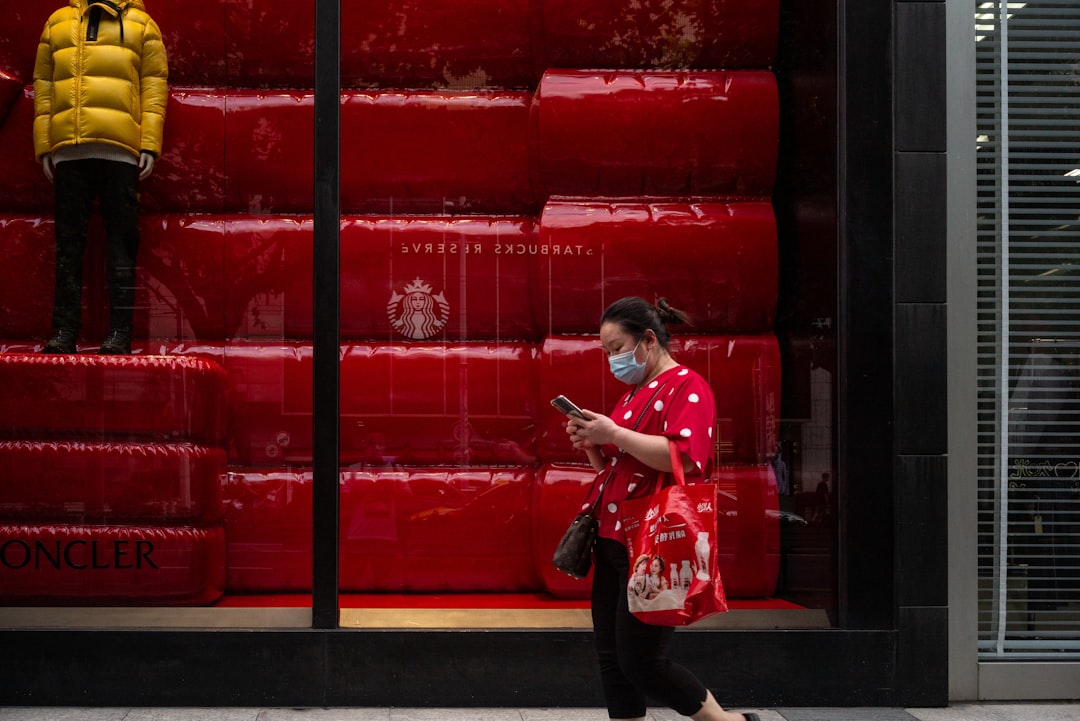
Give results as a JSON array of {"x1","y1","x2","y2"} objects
[{"x1": 388, "y1": 277, "x2": 450, "y2": 339}]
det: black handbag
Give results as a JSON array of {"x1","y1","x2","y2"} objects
[
  {"x1": 550, "y1": 383, "x2": 666, "y2": 579},
  {"x1": 551, "y1": 506, "x2": 600, "y2": 579}
]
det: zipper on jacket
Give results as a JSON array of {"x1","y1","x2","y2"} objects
[{"x1": 74, "y1": 13, "x2": 86, "y2": 144}]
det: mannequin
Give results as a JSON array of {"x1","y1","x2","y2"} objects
[{"x1": 33, "y1": 0, "x2": 168, "y2": 355}]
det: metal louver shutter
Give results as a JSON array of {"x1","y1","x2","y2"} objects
[{"x1": 976, "y1": 1, "x2": 1080, "y2": 659}]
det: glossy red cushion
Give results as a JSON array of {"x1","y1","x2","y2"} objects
[
  {"x1": 0, "y1": 523, "x2": 225, "y2": 605},
  {"x1": 212, "y1": 342, "x2": 538, "y2": 468},
  {"x1": 0, "y1": 354, "x2": 228, "y2": 446},
  {"x1": 533, "y1": 463, "x2": 780, "y2": 599},
  {"x1": 537, "y1": 335, "x2": 781, "y2": 465},
  {"x1": 541, "y1": 0, "x2": 778, "y2": 70},
  {"x1": 0, "y1": 441, "x2": 224, "y2": 524},
  {"x1": 534, "y1": 70, "x2": 778, "y2": 198},
  {"x1": 222, "y1": 469, "x2": 538, "y2": 593},
  {"x1": 2, "y1": 2, "x2": 778, "y2": 88},
  {"x1": 534, "y1": 201, "x2": 778, "y2": 334}
]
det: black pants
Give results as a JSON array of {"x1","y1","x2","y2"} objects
[
  {"x1": 52, "y1": 159, "x2": 140, "y2": 334},
  {"x1": 592, "y1": 538, "x2": 708, "y2": 719}
]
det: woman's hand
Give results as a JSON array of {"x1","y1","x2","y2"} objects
[
  {"x1": 565, "y1": 414, "x2": 594, "y2": 451},
  {"x1": 570, "y1": 412, "x2": 682, "y2": 474},
  {"x1": 566, "y1": 413, "x2": 609, "y2": 472},
  {"x1": 567, "y1": 411, "x2": 621, "y2": 449},
  {"x1": 566, "y1": 410, "x2": 680, "y2": 474}
]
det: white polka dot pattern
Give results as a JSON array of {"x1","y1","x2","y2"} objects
[{"x1": 588, "y1": 365, "x2": 716, "y2": 544}]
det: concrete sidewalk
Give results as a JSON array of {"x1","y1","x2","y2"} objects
[{"x1": 1, "y1": 705, "x2": 1079, "y2": 721}]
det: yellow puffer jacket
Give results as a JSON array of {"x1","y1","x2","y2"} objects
[{"x1": 33, "y1": 0, "x2": 168, "y2": 160}]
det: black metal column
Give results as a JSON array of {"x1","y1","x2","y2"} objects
[
  {"x1": 312, "y1": 0, "x2": 341, "y2": 630},
  {"x1": 838, "y1": 0, "x2": 896, "y2": 631}
]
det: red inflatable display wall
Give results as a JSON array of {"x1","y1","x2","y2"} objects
[
  {"x1": 0, "y1": 441, "x2": 224, "y2": 524},
  {"x1": 1, "y1": 2, "x2": 778, "y2": 90},
  {"x1": 0, "y1": 0, "x2": 782, "y2": 606}
]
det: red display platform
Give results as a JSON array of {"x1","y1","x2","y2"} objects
[
  {"x1": 0, "y1": 524, "x2": 226, "y2": 606},
  {"x1": 0, "y1": 355, "x2": 229, "y2": 604},
  {"x1": 0, "y1": 354, "x2": 228, "y2": 445},
  {"x1": 0, "y1": 441, "x2": 224, "y2": 524},
  {"x1": 0, "y1": 354, "x2": 225, "y2": 446}
]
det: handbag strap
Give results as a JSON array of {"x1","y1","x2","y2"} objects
[
  {"x1": 668, "y1": 439, "x2": 686, "y2": 487},
  {"x1": 582, "y1": 381, "x2": 669, "y2": 514}
]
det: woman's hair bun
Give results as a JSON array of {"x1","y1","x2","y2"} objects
[{"x1": 655, "y1": 297, "x2": 691, "y2": 326}]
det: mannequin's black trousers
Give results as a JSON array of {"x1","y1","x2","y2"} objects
[
  {"x1": 592, "y1": 538, "x2": 708, "y2": 719},
  {"x1": 52, "y1": 159, "x2": 140, "y2": 334}
]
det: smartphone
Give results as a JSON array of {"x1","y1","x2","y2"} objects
[{"x1": 550, "y1": 395, "x2": 587, "y2": 420}]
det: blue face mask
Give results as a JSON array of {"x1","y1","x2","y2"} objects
[{"x1": 609, "y1": 340, "x2": 648, "y2": 385}]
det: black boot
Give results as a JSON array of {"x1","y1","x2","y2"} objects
[
  {"x1": 98, "y1": 328, "x2": 131, "y2": 355},
  {"x1": 42, "y1": 329, "x2": 78, "y2": 354}
]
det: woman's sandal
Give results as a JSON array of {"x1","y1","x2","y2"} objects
[{"x1": 743, "y1": 714, "x2": 761, "y2": 721}]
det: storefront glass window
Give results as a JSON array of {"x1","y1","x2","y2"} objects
[
  {"x1": 0, "y1": 1, "x2": 839, "y2": 630},
  {"x1": 0, "y1": 2, "x2": 315, "y2": 628},
  {"x1": 976, "y1": 1, "x2": 1080, "y2": 659},
  {"x1": 331, "y1": 1, "x2": 838, "y2": 630}
]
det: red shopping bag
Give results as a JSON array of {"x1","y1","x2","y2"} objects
[{"x1": 621, "y1": 441, "x2": 728, "y2": 626}]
